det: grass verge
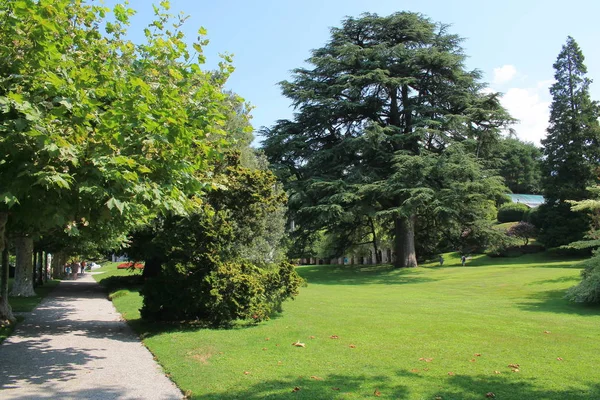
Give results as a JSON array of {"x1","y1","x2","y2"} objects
[{"x1": 96, "y1": 253, "x2": 600, "y2": 400}]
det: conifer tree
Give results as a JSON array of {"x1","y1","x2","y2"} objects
[{"x1": 538, "y1": 36, "x2": 600, "y2": 247}]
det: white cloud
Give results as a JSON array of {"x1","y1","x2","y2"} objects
[
  {"x1": 500, "y1": 86, "x2": 551, "y2": 145},
  {"x1": 493, "y1": 64, "x2": 517, "y2": 85}
]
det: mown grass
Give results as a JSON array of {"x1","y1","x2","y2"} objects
[
  {"x1": 95, "y1": 253, "x2": 600, "y2": 400},
  {"x1": 0, "y1": 279, "x2": 60, "y2": 343}
]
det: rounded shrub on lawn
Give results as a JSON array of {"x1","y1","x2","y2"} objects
[
  {"x1": 497, "y1": 202, "x2": 529, "y2": 223},
  {"x1": 140, "y1": 260, "x2": 303, "y2": 326}
]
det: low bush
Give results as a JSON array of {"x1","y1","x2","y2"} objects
[
  {"x1": 497, "y1": 202, "x2": 529, "y2": 223},
  {"x1": 566, "y1": 255, "x2": 600, "y2": 304},
  {"x1": 140, "y1": 260, "x2": 304, "y2": 326}
]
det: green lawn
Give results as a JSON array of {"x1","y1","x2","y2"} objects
[
  {"x1": 95, "y1": 254, "x2": 600, "y2": 400},
  {"x1": 0, "y1": 279, "x2": 59, "y2": 343}
]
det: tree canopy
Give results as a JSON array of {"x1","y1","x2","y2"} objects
[{"x1": 262, "y1": 12, "x2": 512, "y2": 266}]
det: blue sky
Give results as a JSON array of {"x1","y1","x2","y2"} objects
[{"x1": 105, "y1": 0, "x2": 600, "y2": 146}]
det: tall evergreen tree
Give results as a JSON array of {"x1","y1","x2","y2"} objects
[
  {"x1": 263, "y1": 13, "x2": 511, "y2": 267},
  {"x1": 538, "y1": 36, "x2": 600, "y2": 247}
]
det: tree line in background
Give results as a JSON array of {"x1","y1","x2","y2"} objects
[{"x1": 1, "y1": 2, "x2": 599, "y2": 329}]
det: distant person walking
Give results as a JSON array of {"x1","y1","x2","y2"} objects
[
  {"x1": 461, "y1": 255, "x2": 466, "y2": 266},
  {"x1": 439, "y1": 255, "x2": 444, "y2": 266}
]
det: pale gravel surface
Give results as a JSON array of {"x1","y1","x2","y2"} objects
[{"x1": 0, "y1": 274, "x2": 183, "y2": 400}]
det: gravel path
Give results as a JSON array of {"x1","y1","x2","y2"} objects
[{"x1": 0, "y1": 274, "x2": 183, "y2": 400}]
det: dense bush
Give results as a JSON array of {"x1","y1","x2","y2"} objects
[
  {"x1": 565, "y1": 256, "x2": 600, "y2": 304},
  {"x1": 536, "y1": 202, "x2": 590, "y2": 248},
  {"x1": 140, "y1": 260, "x2": 303, "y2": 325},
  {"x1": 497, "y1": 203, "x2": 529, "y2": 223},
  {"x1": 523, "y1": 207, "x2": 540, "y2": 226}
]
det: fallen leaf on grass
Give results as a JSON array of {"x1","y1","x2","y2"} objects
[
  {"x1": 262, "y1": 348, "x2": 267, "y2": 351},
  {"x1": 557, "y1": 357, "x2": 563, "y2": 361},
  {"x1": 292, "y1": 387, "x2": 301, "y2": 393},
  {"x1": 349, "y1": 344, "x2": 356, "y2": 348},
  {"x1": 494, "y1": 371, "x2": 501, "y2": 374},
  {"x1": 332, "y1": 387, "x2": 340, "y2": 391},
  {"x1": 544, "y1": 331, "x2": 551, "y2": 334},
  {"x1": 374, "y1": 389, "x2": 382, "y2": 397},
  {"x1": 265, "y1": 338, "x2": 270, "y2": 341},
  {"x1": 330, "y1": 335, "x2": 339, "y2": 339},
  {"x1": 244, "y1": 371, "x2": 250, "y2": 375},
  {"x1": 292, "y1": 340, "x2": 306, "y2": 347},
  {"x1": 277, "y1": 361, "x2": 283, "y2": 365},
  {"x1": 434, "y1": 396, "x2": 443, "y2": 400},
  {"x1": 310, "y1": 376, "x2": 323, "y2": 381},
  {"x1": 309, "y1": 335, "x2": 315, "y2": 339},
  {"x1": 448, "y1": 372, "x2": 455, "y2": 376},
  {"x1": 512, "y1": 369, "x2": 520, "y2": 373},
  {"x1": 410, "y1": 369, "x2": 419, "y2": 373},
  {"x1": 486, "y1": 392, "x2": 496, "y2": 398},
  {"x1": 508, "y1": 363, "x2": 520, "y2": 369},
  {"x1": 474, "y1": 353, "x2": 482, "y2": 357},
  {"x1": 469, "y1": 359, "x2": 476, "y2": 362},
  {"x1": 419, "y1": 357, "x2": 434, "y2": 362},
  {"x1": 423, "y1": 368, "x2": 429, "y2": 371}
]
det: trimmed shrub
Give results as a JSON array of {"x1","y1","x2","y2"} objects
[
  {"x1": 497, "y1": 202, "x2": 529, "y2": 223},
  {"x1": 140, "y1": 260, "x2": 303, "y2": 325}
]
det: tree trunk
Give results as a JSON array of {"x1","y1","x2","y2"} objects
[
  {"x1": 394, "y1": 215, "x2": 418, "y2": 268},
  {"x1": 36, "y1": 250, "x2": 44, "y2": 286},
  {"x1": 0, "y1": 212, "x2": 15, "y2": 323},
  {"x1": 142, "y1": 256, "x2": 162, "y2": 279},
  {"x1": 32, "y1": 250, "x2": 38, "y2": 287},
  {"x1": 10, "y1": 236, "x2": 36, "y2": 297},
  {"x1": 51, "y1": 251, "x2": 66, "y2": 279},
  {"x1": 367, "y1": 217, "x2": 381, "y2": 264}
]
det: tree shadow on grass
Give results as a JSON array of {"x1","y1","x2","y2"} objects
[
  {"x1": 431, "y1": 372, "x2": 600, "y2": 400},
  {"x1": 195, "y1": 373, "x2": 409, "y2": 400},
  {"x1": 296, "y1": 264, "x2": 438, "y2": 286},
  {"x1": 517, "y1": 289, "x2": 600, "y2": 316}
]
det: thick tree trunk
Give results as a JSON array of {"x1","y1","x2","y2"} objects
[
  {"x1": 10, "y1": 236, "x2": 36, "y2": 297},
  {"x1": 0, "y1": 212, "x2": 15, "y2": 322},
  {"x1": 51, "y1": 251, "x2": 65, "y2": 279},
  {"x1": 142, "y1": 256, "x2": 162, "y2": 279},
  {"x1": 394, "y1": 215, "x2": 418, "y2": 268}
]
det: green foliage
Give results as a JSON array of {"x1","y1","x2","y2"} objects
[
  {"x1": 0, "y1": 0, "x2": 233, "y2": 257},
  {"x1": 538, "y1": 37, "x2": 600, "y2": 247},
  {"x1": 537, "y1": 202, "x2": 589, "y2": 248},
  {"x1": 565, "y1": 255, "x2": 600, "y2": 303},
  {"x1": 262, "y1": 12, "x2": 513, "y2": 266},
  {"x1": 141, "y1": 260, "x2": 302, "y2": 325},
  {"x1": 497, "y1": 203, "x2": 529, "y2": 223},
  {"x1": 487, "y1": 137, "x2": 542, "y2": 194},
  {"x1": 507, "y1": 221, "x2": 537, "y2": 245}
]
